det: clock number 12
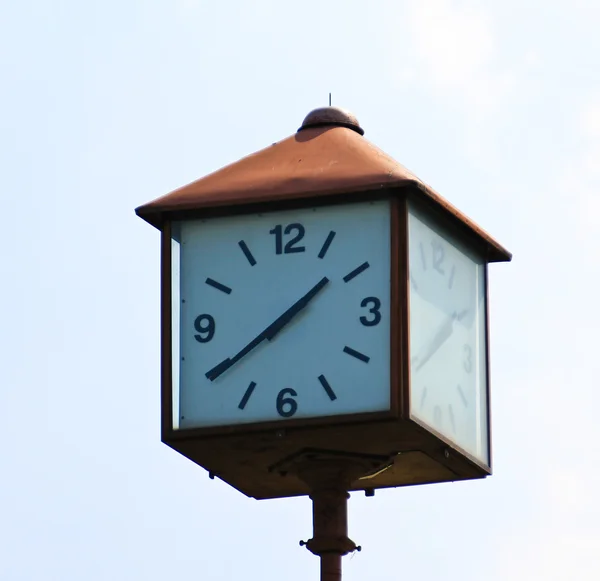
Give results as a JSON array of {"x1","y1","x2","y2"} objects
[{"x1": 270, "y1": 223, "x2": 306, "y2": 254}]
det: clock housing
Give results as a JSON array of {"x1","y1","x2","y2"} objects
[{"x1": 136, "y1": 108, "x2": 511, "y2": 499}]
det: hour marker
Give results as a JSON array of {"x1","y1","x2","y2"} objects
[
  {"x1": 318, "y1": 231, "x2": 336, "y2": 259},
  {"x1": 343, "y1": 346, "x2": 370, "y2": 363},
  {"x1": 205, "y1": 278, "x2": 232, "y2": 294},
  {"x1": 448, "y1": 404, "x2": 456, "y2": 433},
  {"x1": 238, "y1": 381, "x2": 257, "y2": 410},
  {"x1": 457, "y1": 384, "x2": 468, "y2": 407},
  {"x1": 318, "y1": 374, "x2": 337, "y2": 401},
  {"x1": 448, "y1": 265, "x2": 456, "y2": 289},
  {"x1": 343, "y1": 261, "x2": 370, "y2": 283},
  {"x1": 238, "y1": 240, "x2": 257, "y2": 266},
  {"x1": 420, "y1": 387, "x2": 428, "y2": 410}
]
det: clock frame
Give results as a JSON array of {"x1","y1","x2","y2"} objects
[{"x1": 136, "y1": 109, "x2": 510, "y2": 499}]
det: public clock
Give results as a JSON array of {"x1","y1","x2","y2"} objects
[
  {"x1": 408, "y1": 204, "x2": 489, "y2": 463},
  {"x1": 172, "y1": 200, "x2": 391, "y2": 429}
]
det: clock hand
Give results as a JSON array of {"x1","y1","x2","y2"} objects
[
  {"x1": 413, "y1": 309, "x2": 467, "y2": 372},
  {"x1": 263, "y1": 276, "x2": 329, "y2": 341},
  {"x1": 205, "y1": 276, "x2": 330, "y2": 381}
]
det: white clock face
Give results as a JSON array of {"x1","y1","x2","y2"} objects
[
  {"x1": 171, "y1": 200, "x2": 391, "y2": 429},
  {"x1": 408, "y1": 204, "x2": 488, "y2": 463}
]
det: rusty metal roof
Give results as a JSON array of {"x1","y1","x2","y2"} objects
[{"x1": 135, "y1": 109, "x2": 511, "y2": 262}]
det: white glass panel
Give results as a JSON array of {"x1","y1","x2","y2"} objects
[
  {"x1": 408, "y1": 205, "x2": 488, "y2": 464},
  {"x1": 174, "y1": 201, "x2": 391, "y2": 428},
  {"x1": 171, "y1": 227, "x2": 181, "y2": 430}
]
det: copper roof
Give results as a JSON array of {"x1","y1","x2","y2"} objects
[{"x1": 135, "y1": 110, "x2": 511, "y2": 262}]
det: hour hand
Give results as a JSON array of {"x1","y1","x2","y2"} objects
[
  {"x1": 205, "y1": 333, "x2": 264, "y2": 381},
  {"x1": 205, "y1": 277, "x2": 330, "y2": 382}
]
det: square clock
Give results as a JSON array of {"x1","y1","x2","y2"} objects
[
  {"x1": 171, "y1": 199, "x2": 392, "y2": 429},
  {"x1": 137, "y1": 107, "x2": 510, "y2": 498},
  {"x1": 166, "y1": 195, "x2": 491, "y2": 466}
]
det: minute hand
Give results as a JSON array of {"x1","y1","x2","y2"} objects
[
  {"x1": 263, "y1": 276, "x2": 329, "y2": 341},
  {"x1": 205, "y1": 276, "x2": 329, "y2": 381},
  {"x1": 413, "y1": 309, "x2": 468, "y2": 372}
]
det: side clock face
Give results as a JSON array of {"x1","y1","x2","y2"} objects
[
  {"x1": 171, "y1": 200, "x2": 391, "y2": 429},
  {"x1": 408, "y1": 204, "x2": 489, "y2": 463}
]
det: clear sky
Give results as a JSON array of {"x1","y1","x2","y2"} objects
[{"x1": 1, "y1": 1, "x2": 598, "y2": 579}]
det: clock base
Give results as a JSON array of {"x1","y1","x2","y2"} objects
[
  {"x1": 289, "y1": 451, "x2": 386, "y2": 581},
  {"x1": 165, "y1": 417, "x2": 489, "y2": 499}
]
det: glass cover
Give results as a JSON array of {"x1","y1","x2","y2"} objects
[
  {"x1": 408, "y1": 204, "x2": 489, "y2": 464},
  {"x1": 172, "y1": 201, "x2": 392, "y2": 429},
  {"x1": 171, "y1": 225, "x2": 181, "y2": 430}
]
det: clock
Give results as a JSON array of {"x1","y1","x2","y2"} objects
[
  {"x1": 171, "y1": 199, "x2": 392, "y2": 429},
  {"x1": 137, "y1": 105, "x2": 511, "y2": 498},
  {"x1": 407, "y1": 203, "x2": 489, "y2": 463}
]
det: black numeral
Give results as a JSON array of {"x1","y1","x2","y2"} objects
[
  {"x1": 194, "y1": 314, "x2": 215, "y2": 343},
  {"x1": 360, "y1": 297, "x2": 382, "y2": 326},
  {"x1": 269, "y1": 223, "x2": 305, "y2": 254},
  {"x1": 432, "y1": 240, "x2": 445, "y2": 274},
  {"x1": 276, "y1": 388, "x2": 298, "y2": 418},
  {"x1": 463, "y1": 344, "x2": 472, "y2": 373}
]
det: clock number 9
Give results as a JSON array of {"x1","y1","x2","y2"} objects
[
  {"x1": 276, "y1": 388, "x2": 298, "y2": 418},
  {"x1": 194, "y1": 314, "x2": 215, "y2": 343},
  {"x1": 360, "y1": 297, "x2": 382, "y2": 327},
  {"x1": 269, "y1": 223, "x2": 306, "y2": 254}
]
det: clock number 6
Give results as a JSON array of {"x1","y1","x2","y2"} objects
[
  {"x1": 194, "y1": 314, "x2": 215, "y2": 343},
  {"x1": 360, "y1": 297, "x2": 382, "y2": 327},
  {"x1": 269, "y1": 223, "x2": 306, "y2": 254},
  {"x1": 276, "y1": 388, "x2": 298, "y2": 418}
]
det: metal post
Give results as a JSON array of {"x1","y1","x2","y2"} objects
[
  {"x1": 283, "y1": 452, "x2": 384, "y2": 581},
  {"x1": 304, "y1": 488, "x2": 357, "y2": 581},
  {"x1": 320, "y1": 554, "x2": 342, "y2": 581}
]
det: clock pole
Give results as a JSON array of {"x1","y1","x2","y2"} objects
[
  {"x1": 293, "y1": 455, "x2": 383, "y2": 581},
  {"x1": 303, "y1": 488, "x2": 356, "y2": 581}
]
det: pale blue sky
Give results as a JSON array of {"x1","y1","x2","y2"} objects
[{"x1": 1, "y1": 1, "x2": 599, "y2": 579}]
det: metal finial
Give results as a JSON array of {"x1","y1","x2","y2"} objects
[{"x1": 298, "y1": 106, "x2": 364, "y2": 136}]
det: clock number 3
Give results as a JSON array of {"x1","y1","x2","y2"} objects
[
  {"x1": 194, "y1": 314, "x2": 215, "y2": 343},
  {"x1": 270, "y1": 223, "x2": 306, "y2": 254},
  {"x1": 276, "y1": 388, "x2": 298, "y2": 418},
  {"x1": 360, "y1": 297, "x2": 382, "y2": 327},
  {"x1": 463, "y1": 344, "x2": 472, "y2": 373}
]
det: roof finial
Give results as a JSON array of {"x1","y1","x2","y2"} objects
[{"x1": 298, "y1": 106, "x2": 364, "y2": 136}]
